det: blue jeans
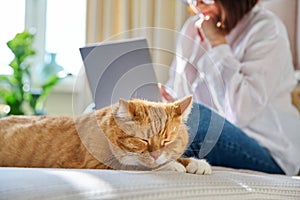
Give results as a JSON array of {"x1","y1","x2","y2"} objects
[{"x1": 184, "y1": 103, "x2": 285, "y2": 174}]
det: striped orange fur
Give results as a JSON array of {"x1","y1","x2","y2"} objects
[{"x1": 0, "y1": 96, "x2": 211, "y2": 174}]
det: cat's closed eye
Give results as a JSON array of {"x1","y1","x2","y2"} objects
[
  {"x1": 161, "y1": 140, "x2": 173, "y2": 146},
  {"x1": 159, "y1": 126, "x2": 178, "y2": 146},
  {"x1": 119, "y1": 137, "x2": 148, "y2": 152}
]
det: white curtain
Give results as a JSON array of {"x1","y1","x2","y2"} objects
[{"x1": 86, "y1": 0, "x2": 190, "y2": 80}]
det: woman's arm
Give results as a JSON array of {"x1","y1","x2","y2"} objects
[{"x1": 197, "y1": 13, "x2": 296, "y2": 127}]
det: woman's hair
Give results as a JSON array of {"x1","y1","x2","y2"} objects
[{"x1": 218, "y1": 0, "x2": 259, "y2": 33}]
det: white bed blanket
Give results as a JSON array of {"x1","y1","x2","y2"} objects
[{"x1": 0, "y1": 167, "x2": 299, "y2": 200}]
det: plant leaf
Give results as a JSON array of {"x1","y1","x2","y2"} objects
[{"x1": 7, "y1": 30, "x2": 36, "y2": 64}]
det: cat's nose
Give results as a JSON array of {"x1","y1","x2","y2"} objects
[{"x1": 150, "y1": 151, "x2": 160, "y2": 160}]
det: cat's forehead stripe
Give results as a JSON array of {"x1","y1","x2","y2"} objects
[{"x1": 149, "y1": 107, "x2": 166, "y2": 136}]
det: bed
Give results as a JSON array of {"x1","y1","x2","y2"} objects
[{"x1": 1, "y1": 167, "x2": 300, "y2": 200}]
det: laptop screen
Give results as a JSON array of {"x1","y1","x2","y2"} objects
[{"x1": 79, "y1": 38, "x2": 162, "y2": 109}]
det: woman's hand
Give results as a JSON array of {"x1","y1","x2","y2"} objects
[
  {"x1": 158, "y1": 83, "x2": 176, "y2": 102},
  {"x1": 195, "y1": 16, "x2": 227, "y2": 47}
]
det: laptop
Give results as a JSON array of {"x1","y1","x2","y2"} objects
[{"x1": 79, "y1": 38, "x2": 162, "y2": 109}]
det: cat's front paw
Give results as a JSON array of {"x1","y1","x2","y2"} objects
[
  {"x1": 186, "y1": 158, "x2": 212, "y2": 175},
  {"x1": 154, "y1": 160, "x2": 186, "y2": 173}
]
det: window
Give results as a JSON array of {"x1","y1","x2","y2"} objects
[
  {"x1": 0, "y1": 0, "x2": 25, "y2": 75},
  {"x1": 0, "y1": 0, "x2": 86, "y2": 76},
  {"x1": 45, "y1": 0, "x2": 86, "y2": 75}
]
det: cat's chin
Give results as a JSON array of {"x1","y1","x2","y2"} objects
[
  {"x1": 118, "y1": 155, "x2": 152, "y2": 169},
  {"x1": 116, "y1": 151, "x2": 171, "y2": 169},
  {"x1": 118, "y1": 156, "x2": 170, "y2": 169}
]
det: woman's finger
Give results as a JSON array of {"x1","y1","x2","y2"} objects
[{"x1": 158, "y1": 83, "x2": 176, "y2": 102}]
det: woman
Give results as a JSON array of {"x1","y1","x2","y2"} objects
[{"x1": 160, "y1": 0, "x2": 300, "y2": 175}]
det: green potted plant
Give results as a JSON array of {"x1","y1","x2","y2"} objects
[{"x1": 0, "y1": 30, "x2": 64, "y2": 116}]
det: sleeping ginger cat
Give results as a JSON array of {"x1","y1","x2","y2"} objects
[{"x1": 0, "y1": 96, "x2": 211, "y2": 175}]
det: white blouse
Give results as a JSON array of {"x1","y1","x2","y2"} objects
[{"x1": 166, "y1": 5, "x2": 300, "y2": 175}]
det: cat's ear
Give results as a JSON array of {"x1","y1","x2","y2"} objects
[
  {"x1": 173, "y1": 95, "x2": 193, "y2": 121},
  {"x1": 116, "y1": 98, "x2": 130, "y2": 119}
]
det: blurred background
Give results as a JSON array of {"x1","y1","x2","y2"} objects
[
  {"x1": 0, "y1": 0, "x2": 299, "y2": 116},
  {"x1": 0, "y1": 0, "x2": 191, "y2": 116}
]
